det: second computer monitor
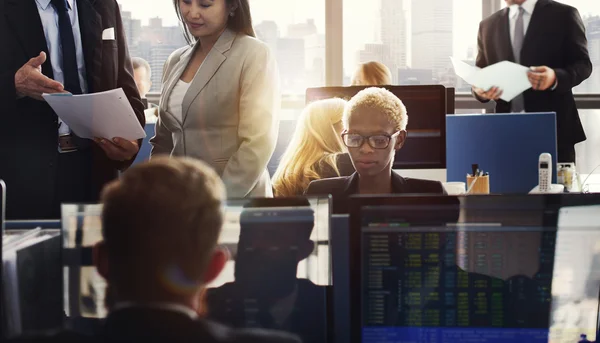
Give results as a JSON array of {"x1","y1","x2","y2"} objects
[{"x1": 306, "y1": 85, "x2": 448, "y2": 169}]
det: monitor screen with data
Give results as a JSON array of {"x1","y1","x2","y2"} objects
[{"x1": 349, "y1": 195, "x2": 564, "y2": 343}]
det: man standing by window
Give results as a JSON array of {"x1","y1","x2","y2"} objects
[{"x1": 473, "y1": 0, "x2": 592, "y2": 163}]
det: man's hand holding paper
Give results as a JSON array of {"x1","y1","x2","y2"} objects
[
  {"x1": 528, "y1": 66, "x2": 557, "y2": 91},
  {"x1": 42, "y1": 88, "x2": 146, "y2": 142},
  {"x1": 94, "y1": 137, "x2": 139, "y2": 162},
  {"x1": 452, "y1": 58, "x2": 532, "y2": 102}
]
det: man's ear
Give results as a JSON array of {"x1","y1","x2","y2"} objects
[
  {"x1": 297, "y1": 240, "x2": 315, "y2": 262},
  {"x1": 394, "y1": 130, "x2": 407, "y2": 150},
  {"x1": 93, "y1": 241, "x2": 109, "y2": 280},
  {"x1": 203, "y1": 247, "x2": 228, "y2": 284}
]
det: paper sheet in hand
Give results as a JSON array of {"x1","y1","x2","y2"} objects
[
  {"x1": 42, "y1": 88, "x2": 146, "y2": 140},
  {"x1": 451, "y1": 57, "x2": 532, "y2": 102}
]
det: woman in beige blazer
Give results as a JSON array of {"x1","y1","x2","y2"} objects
[{"x1": 151, "y1": 0, "x2": 280, "y2": 198}]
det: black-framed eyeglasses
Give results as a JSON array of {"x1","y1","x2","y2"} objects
[{"x1": 341, "y1": 131, "x2": 401, "y2": 149}]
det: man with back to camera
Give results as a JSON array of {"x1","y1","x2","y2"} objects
[
  {"x1": 473, "y1": 0, "x2": 592, "y2": 163},
  {"x1": 0, "y1": 0, "x2": 145, "y2": 220},
  {"x1": 7, "y1": 157, "x2": 301, "y2": 343}
]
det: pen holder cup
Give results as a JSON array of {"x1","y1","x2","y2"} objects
[{"x1": 466, "y1": 175, "x2": 490, "y2": 194}]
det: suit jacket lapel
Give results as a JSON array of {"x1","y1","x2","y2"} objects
[
  {"x1": 342, "y1": 173, "x2": 360, "y2": 197},
  {"x1": 499, "y1": 7, "x2": 515, "y2": 63},
  {"x1": 5, "y1": 0, "x2": 53, "y2": 79},
  {"x1": 160, "y1": 45, "x2": 196, "y2": 126},
  {"x1": 76, "y1": 0, "x2": 101, "y2": 93},
  {"x1": 181, "y1": 29, "x2": 236, "y2": 124},
  {"x1": 521, "y1": 0, "x2": 551, "y2": 65}
]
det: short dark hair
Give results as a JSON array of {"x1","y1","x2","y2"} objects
[
  {"x1": 173, "y1": 0, "x2": 256, "y2": 45},
  {"x1": 131, "y1": 57, "x2": 151, "y2": 80},
  {"x1": 100, "y1": 157, "x2": 225, "y2": 298}
]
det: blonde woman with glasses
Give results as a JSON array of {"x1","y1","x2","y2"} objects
[{"x1": 272, "y1": 99, "x2": 355, "y2": 197}]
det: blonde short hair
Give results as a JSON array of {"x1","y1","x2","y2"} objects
[
  {"x1": 272, "y1": 98, "x2": 347, "y2": 197},
  {"x1": 343, "y1": 87, "x2": 408, "y2": 132},
  {"x1": 351, "y1": 61, "x2": 392, "y2": 86},
  {"x1": 101, "y1": 157, "x2": 225, "y2": 297}
]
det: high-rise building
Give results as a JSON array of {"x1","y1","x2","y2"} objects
[
  {"x1": 576, "y1": 16, "x2": 600, "y2": 93},
  {"x1": 287, "y1": 19, "x2": 317, "y2": 39},
  {"x1": 305, "y1": 33, "x2": 326, "y2": 86},
  {"x1": 357, "y1": 43, "x2": 389, "y2": 67},
  {"x1": 411, "y1": 0, "x2": 454, "y2": 79},
  {"x1": 120, "y1": 9, "x2": 142, "y2": 49},
  {"x1": 255, "y1": 20, "x2": 279, "y2": 54},
  {"x1": 277, "y1": 38, "x2": 305, "y2": 93},
  {"x1": 381, "y1": 0, "x2": 408, "y2": 83}
]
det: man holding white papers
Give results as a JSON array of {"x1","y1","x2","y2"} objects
[
  {"x1": 0, "y1": 0, "x2": 145, "y2": 220},
  {"x1": 473, "y1": 0, "x2": 591, "y2": 163}
]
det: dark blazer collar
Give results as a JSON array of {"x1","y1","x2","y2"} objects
[
  {"x1": 342, "y1": 172, "x2": 407, "y2": 196},
  {"x1": 76, "y1": 0, "x2": 101, "y2": 92},
  {"x1": 6, "y1": 0, "x2": 52, "y2": 78}
]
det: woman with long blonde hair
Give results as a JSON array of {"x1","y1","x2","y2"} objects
[{"x1": 273, "y1": 98, "x2": 354, "y2": 197}]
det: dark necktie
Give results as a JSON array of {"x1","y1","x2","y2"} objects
[{"x1": 51, "y1": 0, "x2": 82, "y2": 94}]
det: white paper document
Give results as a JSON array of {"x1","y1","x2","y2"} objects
[
  {"x1": 450, "y1": 57, "x2": 532, "y2": 102},
  {"x1": 42, "y1": 88, "x2": 146, "y2": 141}
]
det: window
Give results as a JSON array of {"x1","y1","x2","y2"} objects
[
  {"x1": 343, "y1": 0, "x2": 482, "y2": 92},
  {"x1": 117, "y1": 0, "x2": 326, "y2": 100}
]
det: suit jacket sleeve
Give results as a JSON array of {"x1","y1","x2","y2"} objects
[
  {"x1": 110, "y1": 2, "x2": 145, "y2": 170},
  {"x1": 0, "y1": 0, "x2": 17, "y2": 116},
  {"x1": 553, "y1": 7, "x2": 592, "y2": 94},
  {"x1": 221, "y1": 43, "x2": 280, "y2": 197},
  {"x1": 472, "y1": 21, "x2": 490, "y2": 103}
]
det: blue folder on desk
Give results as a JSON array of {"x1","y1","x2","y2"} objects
[{"x1": 446, "y1": 112, "x2": 557, "y2": 194}]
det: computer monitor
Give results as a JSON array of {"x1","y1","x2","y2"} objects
[
  {"x1": 348, "y1": 194, "x2": 570, "y2": 343},
  {"x1": 206, "y1": 196, "x2": 332, "y2": 343},
  {"x1": 306, "y1": 85, "x2": 447, "y2": 169},
  {"x1": 551, "y1": 205, "x2": 600, "y2": 343},
  {"x1": 446, "y1": 113, "x2": 558, "y2": 194}
]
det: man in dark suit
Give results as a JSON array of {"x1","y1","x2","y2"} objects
[
  {"x1": 473, "y1": 0, "x2": 592, "y2": 163},
  {"x1": 0, "y1": 0, "x2": 145, "y2": 220},
  {"x1": 7, "y1": 157, "x2": 300, "y2": 343},
  {"x1": 305, "y1": 87, "x2": 446, "y2": 213}
]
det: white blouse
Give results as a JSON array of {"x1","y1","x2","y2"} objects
[{"x1": 167, "y1": 80, "x2": 190, "y2": 123}]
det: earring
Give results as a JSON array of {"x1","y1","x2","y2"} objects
[{"x1": 229, "y1": 11, "x2": 235, "y2": 17}]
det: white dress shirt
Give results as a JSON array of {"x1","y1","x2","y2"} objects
[
  {"x1": 508, "y1": 0, "x2": 538, "y2": 48},
  {"x1": 35, "y1": 0, "x2": 88, "y2": 136}
]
